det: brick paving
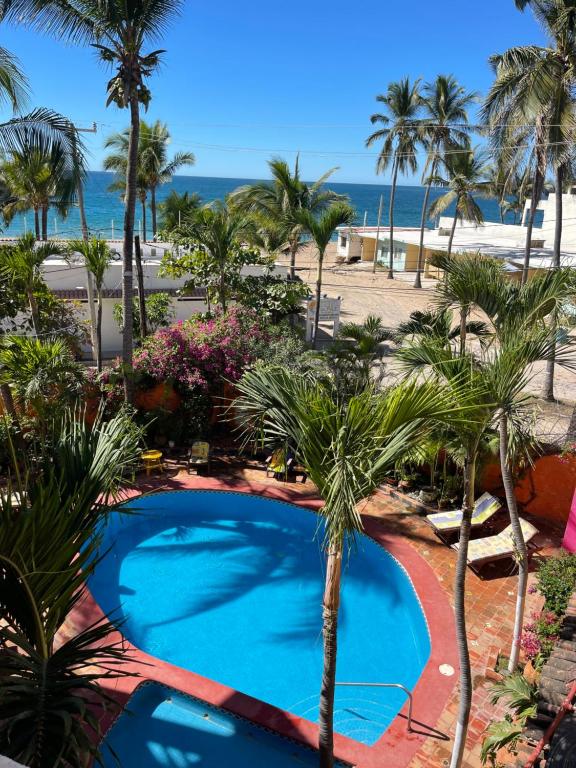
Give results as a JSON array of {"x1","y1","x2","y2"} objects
[{"x1": 123, "y1": 451, "x2": 566, "y2": 768}]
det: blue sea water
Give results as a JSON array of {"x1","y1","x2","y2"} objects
[
  {"x1": 89, "y1": 490, "x2": 430, "y2": 747},
  {"x1": 0, "y1": 170, "x2": 506, "y2": 239}
]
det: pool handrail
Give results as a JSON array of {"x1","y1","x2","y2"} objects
[{"x1": 334, "y1": 681, "x2": 414, "y2": 732}]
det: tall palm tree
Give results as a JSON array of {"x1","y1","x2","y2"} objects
[
  {"x1": 158, "y1": 189, "x2": 202, "y2": 233},
  {"x1": 230, "y1": 157, "x2": 344, "y2": 280},
  {"x1": 366, "y1": 77, "x2": 422, "y2": 279},
  {"x1": 139, "y1": 120, "x2": 195, "y2": 238},
  {"x1": 396, "y1": 339, "x2": 494, "y2": 768},
  {"x1": 428, "y1": 148, "x2": 489, "y2": 258},
  {"x1": 414, "y1": 75, "x2": 477, "y2": 288},
  {"x1": 234, "y1": 366, "x2": 472, "y2": 768},
  {"x1": 0, "y1": 234, "x2": 63, "y2": 334},
  {"x1": 296, "y1": 202, "x2": 356, "y2": 348},
  {"x1": 69, "y1": 238, "x2": 112, "y2": 371},
  {"x1": 22, "y1": 0, "x2": 184, "y2": 403},
  {"x1": 0, "y1": 408, "x2": 142, "y2": 768},
  {"x1": 104, "y1": 127, "x2": 150, "y2": 240}
]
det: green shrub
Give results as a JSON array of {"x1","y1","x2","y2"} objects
[{"x1": 536, "y1": 554, "x2": 576, "y2": 616}]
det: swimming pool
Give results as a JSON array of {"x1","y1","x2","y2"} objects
[{"x1": 90, "y1": 490, "x2": 430, "y2": 747}]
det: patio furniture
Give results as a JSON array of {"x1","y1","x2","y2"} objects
[
  {"x1": 141, "y1": 449, "x2": 164, "y2": 476},
  {"x1": 426, "y1": 492, "x2": 502, "y2": 539},
  {"x1": 452, "y1": 517, "x2": 540, "y2": 574},
  {"x1": 265, "y1": 447, "x2": 307, "y2": 483},
  {"x1": 188, "y1": 441, "x2": 211, "y2": 475}
]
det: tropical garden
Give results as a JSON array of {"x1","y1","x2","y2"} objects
[{"x1": 1, "y1": 1, "x2": 576, "y2": 768}]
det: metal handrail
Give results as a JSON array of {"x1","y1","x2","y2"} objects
[{"x1": 335, "y1": 682, "x2": 414, "y2": 732}]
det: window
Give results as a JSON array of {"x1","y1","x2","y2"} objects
[{"x1": 340, "y1": 236, "x2": 347, "y2": 248}]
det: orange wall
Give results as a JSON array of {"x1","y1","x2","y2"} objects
[{"x1": 483, "y1": 454, "x2": 576, "y2": 524}]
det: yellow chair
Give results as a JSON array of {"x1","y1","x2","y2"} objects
[
  {"x1": 141, "y1": 449, "x2": 164, "y2": 476},
  {"x1": 188, "y1": 441, "x2": 211, "y2": 475}
]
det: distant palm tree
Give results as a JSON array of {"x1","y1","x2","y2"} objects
[
  {"x1": 428, "y1": 148, "x2": 489, "y2": 258},
  {"x1": 0, "y1": 234, "x2": 63, "y2": 334},
  {"x1": 69, "y1": 238, "x2": 112, "y2": 371},
  {"x1": 0, "y1": 141, "x2": 75, "y2": 239},
  {"x1": 366, "y1": 77, "x2": 422, "y2": 279},
  {"x1": 158, "y1": 189, "x2": 202, "y2": 232},
  {"x1": 139, "y1": 120, "x2": 195, "y2": 238},
  {"x1": 231, "y1": 157, "x2": 344, "y2": 279},
  {"x1": 22, "y1": 0, "x2": 184, "y2": 403},
  {"x1": 414, "y1": 75, "x2": 477, "y2": 288},
  {"x1": 296, "y1": 202, "x2": 356, "y2": 348},
  {"x1": 234, "y1": 366, "x2": 469, "y2": 768}
]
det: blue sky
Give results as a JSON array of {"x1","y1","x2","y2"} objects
[{"x1": 2, "y1": 0, "x2": 546, "y2": 183}]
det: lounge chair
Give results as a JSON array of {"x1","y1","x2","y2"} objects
[
  {"x1": 426, "y1": 492, "x2": 502, "y2": 538},
  {"x1": 187, "y1": 441, "x2": 211, "y2": 475},
  {"x1": 265, "y1": 448, "x2": 307, "y2": 483},
  {"x1": 452, "y1": 517, "x2": 540, "y2": 574}
]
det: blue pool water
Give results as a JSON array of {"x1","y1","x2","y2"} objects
[
  {"x1": 90, "y1": 490, "x2": 430, "y2": 746},
  {"x1": 103, "y1": 683, "x2": 350, "y2": 768}
]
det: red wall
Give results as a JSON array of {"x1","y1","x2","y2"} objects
[{"x1": 483, "y1": 454, "x2": 576, "y2": 524}]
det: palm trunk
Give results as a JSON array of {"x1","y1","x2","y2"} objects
[
  {"x1": 387, "y1": 159, "x2": 398, "y2": 280},
  {"x1": 41, "y1": 205, "x2": 48, "y2": 241},
  {"x1": 0, "y1": 383, "x2": 24, "y2": 452},
  {"x1": 500, "y1": 413, "x2": 529, "y2": 673},
  {"x1": 318, "y1": 543, "x2": 342, "y2": 768},
  {"x1": 448, "y1": 206, "x2": 459, "y2": 257},
  {"x1": 134, "y1": 234, "x2": 148, "y2": 339},
  {"x1": 312, "y1": 249, "x2": 325, "y2": 349},
  {"x1": 151, "y1": 186, "x2": 157, "y2": 239},
  {"x1": 141, "y1": 197, "x2": 147, "y2": 243},
  {"x1": 449, "y1": 450, "x2": 475, "y2": 768},
  {"x1": 522, "y1": 164, "x2": 544, "y2": 286},
  {"x1": 289, "y1": 239, "x2": 298, "y2": 280},
  {"x1": 76, "y1": 154, "x2": 98, "y2": 363},
  {"x1": 415, "y1": 162, "x2": 435, "y2": 289},
  {"x1": 27, "y1": 289, "x2": 40, "y2": 336},
  {"x1": 459, "y1": 305, "x2": 468, "y2": 356},
  {"x1": 34, "y1": 207, "x2": 39, "y2": 240},
  {"x1": 121, "y1": 93, "x2": 140, "y2": 405},
  {"x1": 542, "y1": 166, "x2": 563, "y2": 401},
  {"x1": 96, "y1": 286, "x2": 103, "y2": 372},
  {"x1": 219, "y1": 260, "x2": 227, "y2": 313}
]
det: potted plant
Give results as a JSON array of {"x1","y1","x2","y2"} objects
[{"x1": 398, "y1": 469, "x2": 417, "y2": 492}]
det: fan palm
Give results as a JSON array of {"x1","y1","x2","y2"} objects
[
  {"x1": 0, "y1": 408, "x2": 143, "y2": 768},
  {"x1": 234, "y1": 365, "x2": 476, "y2": 768},
  {"x1": 427, "y1": 148, "x2": 490, "y2": 258},
  {"x1": 230, "y1": 157, "x2": 344, "y2": 279},
  {"x1": 414, "y1": 75, "x2": 477, "y2": 288},
  {"x1": 0, "y1": 234, "x2": 64, "y2": 334},
  {"x1": 69, "y1": 238, "x2": 112, "y2": 371},
  {"x1": 366, "y1": 77, "x2": 422, "y2": 279},
  {"x1": 396, "y1": 307, "x2": 490, "y2": 346},
  {"x1": 296, "y1": 202, "x2": 356, "y2": 348},
  {"x1": 20, "y1": 0, "x2": 184, "y2": 403}
]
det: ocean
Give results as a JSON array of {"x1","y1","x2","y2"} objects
[{"x1": 0, "y1": 171, "x2": 507, "y2": 240}]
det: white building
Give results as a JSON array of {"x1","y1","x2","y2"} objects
[{"x1": 336, "y1": 192, "x2": 576, "y2": 277}]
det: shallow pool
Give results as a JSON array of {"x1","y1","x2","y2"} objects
[
  {"x1": 90, "y1": 490, "x2": 430, "y2": 745},
  {"x1": 103, "y1": 682, "x2": 351, "y2": 768}
]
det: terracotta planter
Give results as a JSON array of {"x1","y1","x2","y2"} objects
[{"x1": 135, "y1": 382, "x2": 181, "y2": 413}]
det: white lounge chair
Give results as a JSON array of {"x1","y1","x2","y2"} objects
[{"x1": 452, "y1": 517, "x2": 540, "y2": 574}]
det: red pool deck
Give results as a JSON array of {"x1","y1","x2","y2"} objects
[{"x1": 65, "y1": 464, "x2": 563, "y2": 768}]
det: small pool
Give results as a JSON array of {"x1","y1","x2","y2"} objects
[
  {"x1": 90, "y1": 490, "x2": 430, "y2": 746},
  {"x1": 103, "y1": 682, "x2": 351, "y2": 768}
]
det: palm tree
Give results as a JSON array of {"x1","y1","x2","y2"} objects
[
  {"x1": 22, "y1": 0, "x2": 184, "y2": 404},
  {"x1": 0, "y1": 408, "x2": 142, "y2": 767},
  {"x1": 414, "y1": 75, "x2": 477, "y2": 288},
  {"x1": 69, "y1": 238, "x2": 112, "y2": 371},
  {"x1": 396, "y1": 339, "x2": 494, "y2": 768},
  {"x1": 230, "y1": 157, "x2": 344, "y2": 280},
  {"x1": 104, "y1": 127, "x2": 150, "y2": 240},
  {"x1": 158, "y1": 189, "x2": 202, "y2": 232},
  {"x1": 0, "y1": 234, "x2": 63, "y2": 334},
  {"x1": 296, "y1": 203, "x2": 356, "y2": 348},
  {"x1": 428, "y1": 148, "x2": 490, "y2": 258},
  {"x1": 366, "y1": 77, "x2": 422, "y2": 279},
  {"x1": 171, "y1": 201, "x2": 254, "y2": 312},
  {"x1": 233, "y1": 366, "x2": 472, "y2": 768},
  {"x1": 0, "y1": 140, "x2": 75, "y2": 239},
  {"x1": 139, "y1": 120, "x2": 195, "y2": 238}
]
